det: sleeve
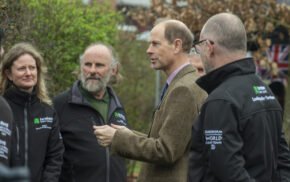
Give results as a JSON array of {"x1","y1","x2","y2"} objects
[
  {"x1": 42, "y1": 110, "x2": 64, "y2": 182},
  {"x1": 202, "y1": 100, "x2": 253, "y2": 181},
  {"x1": 276, "y1": 131, "x2": 290, "y2": 181},
  {"x1": 132, "y1": 130, "x2": 147, "y2": 137},
  {"x1": 111, "y1": 85, "x2": 199, "y2": 164},
  {"x1": 0, "y1": 97, "x2": 13, "y2": 166}
]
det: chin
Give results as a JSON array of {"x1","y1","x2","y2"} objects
[
  {"x1": 18, "y1": 83, "x2": 35, "y2": 89},
  {"x1": 85, "y1": 83, "x2": 102, "y2": 93},
  {"x1": 151, "y1": 65, "x2": 160, "y2": 70}
]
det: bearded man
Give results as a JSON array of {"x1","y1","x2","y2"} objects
[{"x1": 53, "y1": 43, "x2": 128, "y2": 182}]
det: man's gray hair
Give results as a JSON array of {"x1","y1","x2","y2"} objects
[
  {"x1": 79, "y1": 42, "x2": 118, "y2": 67},
  {"x1": 202, "y1": 13, "x2": 247, "y2": 52},
  {"x1": 79, "y1": 42, "x2": 123, "y2": 85}
]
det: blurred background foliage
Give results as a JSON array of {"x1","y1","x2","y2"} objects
[
  {"x1": 1, "y1": 1, "x2": 290, "y2": 179},
  {"x1": 0, "y1": 0, "x2": 156, "y2": 135},
  {"x1": 1, "y1": 0, "x2": 121, "y2": 93}
]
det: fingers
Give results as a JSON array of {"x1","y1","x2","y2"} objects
[
  {"x1": 93, "y1": 125, "x2": 116, "y2": 147},
  {"x1": 93, "y1": 125, "x2": 108, "y2": 131},
  {"x1": 98, "y1": 140, "x2": 108, "y2": 147},
  {"x1": 111, "y1": 124, "x2": 126, "y2": 129},
  {"x1": 93, "y1": 125, "x2": 107, "y2": 147},
  {"x1": 111, "y1": 124, "x2": 133, "y2": 135},
  {"x1": 93, "y1": 125, "x2": 109, "y2": 137},
  {"x1": 96, "y1": 136, "x2": 109, "y2": 147}
]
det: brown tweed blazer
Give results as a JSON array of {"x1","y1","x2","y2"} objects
[{"x1": 111, "y1": 65, "x2": 207, "y2": 182}]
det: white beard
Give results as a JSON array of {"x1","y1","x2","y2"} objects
[{"x1": 80, "y1": 72, "x2": 111, "y2": 93}]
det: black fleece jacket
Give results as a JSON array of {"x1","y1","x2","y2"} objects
[
  {"x1": 189, "y1": 58, "x2": 290, "y2": 181},
  {"x1": 4, "y1": 87, "x2": 64, "y2": 182},
  {"x1": 0, "y1": 96, "x2": 13, "y2": 166},
  {"x1": 53, "y1": 81, "x2": 128, "y2": 182}
]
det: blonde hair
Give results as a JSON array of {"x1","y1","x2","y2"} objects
[{"x1": 0, "y1": 42, "x2": 51, "y2": 105}]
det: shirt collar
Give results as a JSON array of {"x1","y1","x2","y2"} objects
[
  {"x1": 166, "y1": 63, "x2": 190, "y2": 85},
  {"x1": 79, "y1": 84, "x2": 109, "y2": 103}
]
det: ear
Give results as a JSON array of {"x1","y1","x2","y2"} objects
[
  {"x1": 206, "y1": 41, "x2": 214, "y2": 56},
  {"x1": 111, "y1": 64, "x2": 118, "y2": 76},
  {"x1": 173, "y1": 39, "x2": 182, "y2": 53},
  {"x1": 5, "y1": 69, "x2": 13, "y2": 81}
]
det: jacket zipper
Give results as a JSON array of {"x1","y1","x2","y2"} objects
[
  {"x1": 91, "y1": 116, "x2": 110, "y2": 182},
  {"x1": 23, "y1": 99, "x2": 30, "y2": 167},
  {"x1": 106, "y1": 147, "x2": 110, "y2": 182},
  {"x1": 105, "y1": 114, "x2": 110, "y2": 182},
  {"x1": 15, "y1": 126, "x2": 20, "y2": 154}
]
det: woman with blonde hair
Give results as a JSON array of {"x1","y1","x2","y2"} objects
[{"x1": 0, "y1": 42, "x2": 63, "y2": 182}]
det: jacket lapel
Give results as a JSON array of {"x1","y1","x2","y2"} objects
[{"x1": 156, "y1": 65, "x2": 195, "y2": 108}]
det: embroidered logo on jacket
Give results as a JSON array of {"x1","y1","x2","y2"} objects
[
  {"x1": 113, "y1": 112, "x2": 127, "y2": 126},
  {"x1": 205, "y1": 130, "x2": 223, "y2": 150},
  {"x1": 0, "y1": 139, "x2": 8, "y2": 159},
  {"x1": 252, "y1": 85, "x2": 275, "y2": 102},
  {"x1": 0, "y1": 121, "x2": 10, "y2": 160},
  {"x1": 34, "y1": 118, "x2": 40, "y2": 124},
  {"x1": 0, "y1": 121, "x2": 11, "y2": 136},
  {"x1": 33, "y1": 117, "x2": 53, "y2": 130},
  {"x1": 253, "y1": 86, "x2": 267, "y2": 94}
]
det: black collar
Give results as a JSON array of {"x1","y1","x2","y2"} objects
[
  {"x1": 4, "y1": 86, "x2": 38, "y2": 106},
  {"x1": 196, "y1": 58, "x2": 256, "y2": 94}
]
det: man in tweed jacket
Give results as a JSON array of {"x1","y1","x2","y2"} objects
[{"x1": 94, "y1": 19, "x2": 206, "y2": 182}]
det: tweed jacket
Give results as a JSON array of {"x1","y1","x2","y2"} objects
[{"x1": 111, "y1": 65, "x2": 207, "y2": 182}]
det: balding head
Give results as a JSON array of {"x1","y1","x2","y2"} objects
[
  {"x1": 81, "y1": 43, "x2": 116, "y2": 66},
  {"x1": 201, "y1": 13, "x2": 247, "y2": 52},
  {"x1": 156, "y1": 19, "x2": 193, "y2": 53},
  {"x1": 79, "y1": 43, "x2": 120, "y2": 96}
]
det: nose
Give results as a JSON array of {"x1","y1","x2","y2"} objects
[
  {"x1": 88, "y1": 65, "x2": 98, "y2": 75},
  {"x1": 146, "y1": 45, "x2": 153, "y2": 56},
  {"x1": 25, "y1": 67, "x2": 32, "y2": 75}
]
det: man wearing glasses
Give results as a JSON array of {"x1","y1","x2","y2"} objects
[{"x1": 189, "y1": 12, "x2": 290, "y2": 181}]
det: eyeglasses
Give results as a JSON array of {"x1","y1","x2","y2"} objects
[{"x1": 191, "y1": 39, "x2": 215, "y2": 55}]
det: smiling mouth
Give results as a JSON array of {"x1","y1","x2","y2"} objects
[{"x1": 22, "y1": 79, "x2": 34, "y2": 82}]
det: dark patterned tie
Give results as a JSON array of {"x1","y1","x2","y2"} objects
[{"x1": 160, "y1": 83, "x2": 169, "y2": 101}]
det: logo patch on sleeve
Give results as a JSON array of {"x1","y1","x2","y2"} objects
[
  {"x1": 112, "y1": 112, "x2": 127, "y2": 126},
  {"x1": 0, "y1": 121, "x2": 11, "y2": 136},
  {"x1": 0, "y1": 139, "x2": 8, "y2": 159},
  {"x1": 204, "y1": 130, "x2": 223, "y2": 150},
  {"x1": 252, "y1": 85, "x2": 275, "y2": 102}
]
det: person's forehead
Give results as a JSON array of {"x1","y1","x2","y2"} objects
[
  {"x1": 150, "y1": 23, "x2": 165, "y2": 40},
  {"x1": 85, "y1": 45, "x2": 110, "y2": 55},
  {"x1": 13, "y1": 54, "x2": 36, "y2": 64},
  {"x1": 83, "y1": 46, "x2": 112, "y2": 62}
]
